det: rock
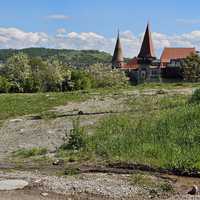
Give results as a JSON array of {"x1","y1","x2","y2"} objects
[
  {"x1": 52, "y1": 159, "x2": 64, "y2": 166},
  {"x1": 48, "y1": 130, "x2": 54, "y2": 134},
  {"x1": 0, "y1": 180, "x2": 28, "y2": 191},
  {"x1": 34, "y1": 179, "x2": 42, "y2": 184},
  {"x1": 41, "y1": 192, "x2": 48, "y2": 197},
  {"x1": 9, "y1": 119, "x2": 23, "y2": 123},
  {"x1": 188, "y1": 185, "x2": 198, "y2": 195},
  {"x1": 19, "y1": 129, "x2": 24, "y2": 134},
  {"x1": 78, "y1": 111, "x2": 84, "y2": 115}
]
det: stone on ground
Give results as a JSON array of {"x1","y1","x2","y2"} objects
[{"x1": 0, "y1": 180, "x2": 28, "y2": 191}]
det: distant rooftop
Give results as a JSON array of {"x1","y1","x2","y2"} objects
[{"x1": 160, "y1": 47, "x2": 196, "y2": 64}]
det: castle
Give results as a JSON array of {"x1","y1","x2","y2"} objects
[{"x1": 112, "y1": 23, "x2": 197, "y2": 83}]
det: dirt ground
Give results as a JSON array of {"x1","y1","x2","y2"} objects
[
  {"x1": 0, "y1": 189, "x2": 67, "y2": 200},
  {"x1": 1, "y1": 170, "x2": 200, "y2": 200}
]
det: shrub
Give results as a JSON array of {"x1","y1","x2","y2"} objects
[
  {"x1": 189, "y1": 88, "x2": 200, "y2": 104},
  {"x1": 181, "y1": 54, "x2": 200, "y2": 82},
  {"x1": 70, "y1": 70, "x2": 94, "y2": 90},
  {"x1": 60, "y1": 119, "x2": 86, "y2": 151},
  {"x1": 88, "y1": 63, "x2": 129, "y2": 88},
  {"x1": 0, "y1": 76, "x2": 11, "y2": 93}
]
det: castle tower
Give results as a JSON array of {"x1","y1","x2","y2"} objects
[
  {"x1": 138, "y1": 22, "x2": 156, "y2": 63},
  {"x1": 112, "y1": 31, "x2": 124, "y2": 68}
]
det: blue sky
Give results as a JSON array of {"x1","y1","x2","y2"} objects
[{"x1": 0, "y1": 0, "x2": 200, "y2": 57}]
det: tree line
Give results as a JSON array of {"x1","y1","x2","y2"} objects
[{"x1": 0, "y1": 53, "x2": 128, "y2": 93}]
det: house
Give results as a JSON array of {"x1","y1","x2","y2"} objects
[
  {"x1": 112, "y1": 23, "x2": 160, "y2": 83},
  {"x1": 160, "y1": 48, "x2": 196, "y2": 79},
  {"x1": 160, "y1": 47, "x2": 196, "y2": 67}
]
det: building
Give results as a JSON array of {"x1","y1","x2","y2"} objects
[
  {"x1": 112, "y1": 23, "x2": 160, "y2": 83},
  {"x1": 160, "y1": 48, "x2": 196, "y2": 79},
  {"x1": 160, "y1": 48, "x2": 196, "y2": 67},
  {"x1": 112, "y1": 23, "x2": 198, "y2": 83},
  {"x1": 112, "y1": 31, "x2": 124, "y2": 69}
]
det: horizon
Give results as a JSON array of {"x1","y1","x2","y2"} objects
[{"x1": 0, "y1": 0, "x2": 200, "y2": 58}]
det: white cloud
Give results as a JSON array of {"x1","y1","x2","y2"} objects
[
  {"x1": 0, "y1": 27, "x2": 48, "y2": 49},
  {"x1": 0, "y1": 27, "x2": 200, "y2": 58},
  {"x1": 46, "y1": 14, "x2": 70, "y2": 20}
]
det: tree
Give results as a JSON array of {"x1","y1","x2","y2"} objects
[
  {"x1": 3, "y1": 53, "x2": 32, "y2": 92},
  {"x1": 70, "y1": 69, "x2": 94, "y2": 90},
  {"x1": 88, "y1": 63, "x2": 129, "y2": 88},
  {"x1": 30, "y1": 58, "x2": 70, "y2": 92},
  {"x1": 181, "y1": 54, "x2": 200, "y2": 82},
  {"x1": 42, "y1": 60, "x2": 65, "y2": 92}
]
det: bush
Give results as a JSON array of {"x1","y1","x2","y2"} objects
[
  {"x1": 61, "y1": 119, "x2": 86, "y2": 151},
  {"x1": 181, "y1": 54, "x2": 200, "y2": 82},
  {"x1": 189, "y1": 88, "x2": 200, "y2": 104},
  {"x1": 70, "y1": 70, "x2": 94, "y2": 90},
  {"x1": 0, "y1": 76, "x2": 11, "y2": 93},
  {"x1": 88, "y1": 63, "x2": 129, "y2": 88}
]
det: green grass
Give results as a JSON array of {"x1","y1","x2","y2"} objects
[
  {"x1": 85, "y1": 103, "x2": 200, "y2": 170},
  {"x1": 0, "y1": 91, "x2": 89, "y2": 121},
  {"x1": 129, "y1": 173, "x2": 173, "y2": 193},
  {"x1": 0, "y1": 82, "x2": 198, "y2": 121},
  {"x1": 55, "y1": 90, "x2": 200, "y2": 172},
  {"x1": 3, "y1": 84, "x2": 200, "y2": 172},
  {"x1": 0, "y1": 87, "x2": 131, "y2": 121},
  {"x1": 13, "y1": 147, "x2": 47, "y2": 158},
  {"x1": 135, "y1": 82, "x2": 200, "y2": 90}
]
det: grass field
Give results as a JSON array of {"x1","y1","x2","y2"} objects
[
  {"x1": 0, "y1": 82, "x2": 198, "y2": 121},
  {"x1": 0, "y1": 91, "x2": 89, "y2": 121},
  {"x1": 2, "y1": 83, "x2": 200, "y2": 172},
  {"x1": 57, "y1": 87, "x2": 200, "y2": 172},
  {"x1": 85, "y1": 104, "x2": 200, "y2": 170}
]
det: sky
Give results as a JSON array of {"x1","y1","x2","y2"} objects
[{"x1": 0, "y1": 0, "x2": 200, "y2": 57}]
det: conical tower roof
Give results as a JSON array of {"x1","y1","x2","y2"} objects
[
  {"x1": 138, "y1": 23, "x2": 155, "y2": 59},
  {"x1": 112, "y1": 31, "x2": 124, "y2": 63}
]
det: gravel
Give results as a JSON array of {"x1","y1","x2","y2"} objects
[{"x1": 0, "y1": 171, "x2": 147, "y2": 199}]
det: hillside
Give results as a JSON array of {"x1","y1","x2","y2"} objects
[{"x1": 0, "y1": 48, "x2": 112, "y2": 66}]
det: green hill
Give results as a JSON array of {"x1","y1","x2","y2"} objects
[{"x1": 0, "y1": 48, "x2": 112, "y2": 66}]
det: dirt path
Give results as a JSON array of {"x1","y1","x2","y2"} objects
[
  {"x1": 0, "y1": 171, "x2": 149, "y2": 200},
  {"x1": 1, "y1": 170, "x2": 200, "y2": 200}
]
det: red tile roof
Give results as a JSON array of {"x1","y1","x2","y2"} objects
[
  {"x1": 122, "y1": 57, "x2": 139, "y2": 69},
  {"x1": 160, "y1": 48, "x2": 196, "y2": 64}
]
